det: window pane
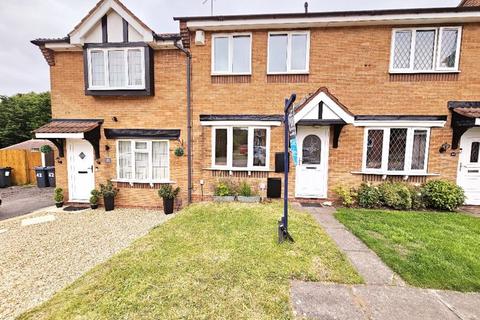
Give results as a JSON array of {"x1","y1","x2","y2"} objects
[
  {"x1": 128, "y1": 49, "x2": 143, "y2": 86},
  {"x1": 471, "y1": 142, "x2": 479, "y2": 163},
  {"x1": 135, "y1": 152, "x2": 148, "y2": 180},
  {"x1": 232, "y1": 128, "x2": 248, "y2": 167},
  {"x1": 439, "y1": 29, "x2": 458, "y2": 69},
  {"x1": 302, "y1": 135, "x2": 321, "y2": 164},
  {"x1": 291, "y1": 34, "x2": 307, "y2": 71},
  {"x1": 215, "y1": 129, "x2": 227, "y2": 166},
  {"x1": 152, "y1": 141, "x2": 168, "y2": 180},
  {"x1": 90, "y1": 51, "x2": 105, "y2": 86},
  {"x1": 118, "y1": 141, "x2": 132, "y2": 179},
  {"x1": 232, "y1": 36, "x2": 250, "y2": 73},
  {"x1": 268, "y1": 34, "x2": 288, "y2": 72},
  {"x1": 214, "y1": 37, "x2": 229, "y2": 72},
  {"x1": 411, "y1": 130, "x2": 427, "y2": 170},
  {"x1": 388, "y1": 128, "x2": 407, "y2": 171},
  {"x1": 253, "y1": 129, "x2": 267, "y2": 167},
  {"x1": 366, "y1": 130, "x2": 384, "y2": 169},
  {"x1": 414, "y1": 30, "x2": 435, "y2": 70},
  {"x1": 108, "y1": 50, "x2": 126, "y2": 87},
  {"x1": 135, "y1": 142, "x2": 147, "y2": 150},
  {"x1": 393, "y1": 31, "x2": 412, "y2": 69}
]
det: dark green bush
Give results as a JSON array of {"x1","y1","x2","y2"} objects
[
  {"x1": 333, "y1": 185, "x2": 356, "y2": 207},
  {"x1": 408, "y1": 185, "x2": 425, "y2": 210},
  {"x1": 422, "y1": 180, "x2": 465, "y2": 211},
  {"x1": 357, "y1": 183, "x2": 381, "y2": 208},
  {"x1": 378, "y1": 182, "x2": 412, "y2": 210}
]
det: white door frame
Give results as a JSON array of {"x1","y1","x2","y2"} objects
[
  {"x1": 67, "y1": 139, "x2": 95, "y2": 202},
  {"x1": 295, "y1": 126, "x2": 329, "y2": 198},
  {"x1": 457, "y1": 127, "x2": 480, "y2": 205}
]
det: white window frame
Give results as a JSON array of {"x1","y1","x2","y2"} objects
[
  {"x1": 211, "y1": 126, "x2": 271, "y2": 171},
  {"x1": 267, "y1": 30, "x2": 310, "y2": 75},
  {"x1": 115, "y1": 139, "x2": 170, "y2": 183},
  {"x1": 211, "y1": 33, "x2": 252, "y2": 75},
  {"x1": 362, "y1": 127, "x2": 431, "y2": 175},
  {"x1": 389, "y1": 26, "x2": 462, "y2": 74},
  {"x1": 87, "y1": 47, "x2": 146, "y2": 90}
]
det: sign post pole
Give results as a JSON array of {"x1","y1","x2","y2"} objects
[{"x1": 279, "y1": 93, "x2": 296, "y2": 243}]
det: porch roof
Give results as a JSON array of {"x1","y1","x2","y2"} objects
[{"x1": 448, "y1": 101, "x2": 480, "y2": 149}]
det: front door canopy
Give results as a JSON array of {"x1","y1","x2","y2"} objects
[
  {"x1": 449, "y1": 102, "x2": 480, "y2": 149},
  {"x1": 34, "y1": 119, "x2": 103, "y2": 159}
]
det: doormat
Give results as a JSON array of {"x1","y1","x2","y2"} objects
[
  {"x1": 63, "y1": 206, "x2": 89, "y2": 212},
  {"x1": 300, "y1": 203, "x2": 322, "y2": 208}
]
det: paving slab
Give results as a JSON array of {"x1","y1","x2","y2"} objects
[{"x1": 433, "y1": 290, "x2": 480, "y2": 320}]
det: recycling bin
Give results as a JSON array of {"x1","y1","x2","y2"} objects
[
  {"x1": 35, "y1": 167, "x2": 49, "y2": 188},
  {"x1": 46, "y1": 166, "x2": 56, "y2": 187},
  {"x1": 0, "y1": 167, "x2": 12, "y2": 188}
]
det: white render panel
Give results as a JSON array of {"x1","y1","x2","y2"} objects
[
  {"x1": 128, "y1": 24, "x2": 143, "y2": 41},
  {"x1": 84, "y1": 21, "x2": 103, "y2": 43},
  {"x1": 107, "y1": 11, "x2": 124, "y2": 42}
]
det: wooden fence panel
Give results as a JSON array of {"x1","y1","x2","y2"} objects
[{"x1": 0, "y1": 150, "x2": 43, "y2": 185}]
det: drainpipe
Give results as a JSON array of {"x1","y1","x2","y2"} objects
[{"x1": 174, "y1": 39, "x2": 193, "y2": 204}]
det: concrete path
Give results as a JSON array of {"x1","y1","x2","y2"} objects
[
  {"x1": 0, "y1": 186, "x2": 54, "y2": 221},
  {"x1": 291, "y1": 206, "x2": 480, "y2": 320}
]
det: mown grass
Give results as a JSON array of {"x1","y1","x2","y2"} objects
[
  {"x1": 20, "y1": 202, "x2": 361, "y2": 319},
  {"x1": 335, "y1": 208, "x2": 480, "y2": 292}
]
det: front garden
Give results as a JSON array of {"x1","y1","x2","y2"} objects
[{"x1": 20, "y1": 202, "x2": 361, "y2": 319}]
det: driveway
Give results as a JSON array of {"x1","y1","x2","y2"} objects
[
  {"x1": 0, "y1": 207, "x2": 172, "y2": 319},
  {"x1": 0, "y1": 186, "x2": 54, "y2": 221}
]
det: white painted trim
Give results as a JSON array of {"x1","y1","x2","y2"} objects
[
  {"x1": 185, "y1": 11, "x2": 480, "y2": 31},
  {"x1": 267, "y1": 31, "x2": 310, "y2": 74},
  {"x1": 476, "y1": 118, "x2": 480, "y2": 126},
  {"x1": 351, "y1": 171, "x2": 440, "y2": 176},
  {"x1": 354, "y1": 120, "x2": 446, "y2": 127},
  {"x1": 293, "y1": 91, "x2": 354, "y2": 124},
  {"x1": 45, "y1": 43, "x2": 82, "y2": 51},
  {"x1": 36, "y1": 133, "x2": 84, "y2": 139},
  {"x1": 211, "y1": 32, "x2": 252, "y2": 75},
  {"x1": 200, "y1": 120, "x2": 281, "y2": 126}
]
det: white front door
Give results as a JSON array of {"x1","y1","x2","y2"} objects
[
  {"x1": 457, "y1": 128, "x2": 480, "y2": 205},
  {"x1": 295, "y1": 126, "x2": 329, "y2": 198},
  {"x1": 67, "y1": 139, "x2": 95, "y2": 202}
]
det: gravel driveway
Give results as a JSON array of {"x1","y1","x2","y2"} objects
[
  {"x1": 0, "y1": 186, "x2": 54, "y2": 221},
  {"x1": 0, "y1": 207, "x2": 172, "y2": 319}
]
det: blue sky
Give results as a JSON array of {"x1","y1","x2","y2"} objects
[{"x1": 0, "y1": 0, "x2": 459, "y2": 96}]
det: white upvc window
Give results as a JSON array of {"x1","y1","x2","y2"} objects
[
  {"x1": 211, "y1": 33, "x2": 252, "y2": 75},
  {"x1": 362, "y1": 127, "x2": 431, "y2": 174},
  {"x1": 87, "y1": 47, "x2": 146, "y2": 90},
  {"x1": 267, "y1": 31, "x2": 310, "y2": 74},
  {"x1": 212, "y1": 126, "x2": 270, "y2": 170},
  {"x1": 390, "y1": 27, "x2": 462, "y2": 73},
  {"x1": 116, "y1": 140, "x2": 169, "y2": 183}
]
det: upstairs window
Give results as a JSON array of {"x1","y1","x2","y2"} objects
[
  {"x1": 212, "y1": 34, "x2": 252, "y2": 75},
  {"x1": 268, "y1": 31, "x2": 309, "y2": 74},
  {"x1": 390, "y1": 27, "x2": 461, "y2": 73},
  {"x1": 87, "y1": 47, "x2": 145, "y2": 90}
]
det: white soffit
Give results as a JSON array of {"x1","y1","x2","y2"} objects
[
  {"x1": 294, "y1": 91, "x2": 354, "y2": 124},
  {"x1": 200, "y1": 121, "x2": 281, "y2": 126},
  {"x1": 185, "y1": 11, "x2": 480, "y2": 31},
  {"x1": 35, "y1": 133, "x2": 85, "y2": 139}
]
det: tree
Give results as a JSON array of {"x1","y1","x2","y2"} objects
[{"x1": 0, "y1": 92, "x2": 51, "y2": 149}]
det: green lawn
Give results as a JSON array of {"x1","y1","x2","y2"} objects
[
  {"x1": 21, "y1": 202, "x2": 361, "y2": 320},
  {"x1": 335, "y1": 208, "x2": 480, "y2": 292}
]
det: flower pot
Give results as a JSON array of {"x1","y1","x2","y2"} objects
[
  {"x1": 213, "y1": 196, "x2": 236, "y2": 202},
  {"x1": 163, "y1": 197, "x2": 174, "y2": 215},
  {"x1": 90, "y1": 203, "x2": 98, "y2": 210},
  {"x1": 237, "y1": 196, "x2": 261, "y2": 203},
  {"x1": 103, "y1": 195, "x2": 115, "y2": 211},
  {"x1": 55, "y1": 202, "x2": 63, "y2": 208}
]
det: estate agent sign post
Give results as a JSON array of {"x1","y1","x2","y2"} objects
[{"x1": 278, "y1": 93, "x2": 296, "y2": 243}]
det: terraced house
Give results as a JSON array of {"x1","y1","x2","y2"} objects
[{"x1": 33, "y1": 0, "x2": 480, "y2": 208}]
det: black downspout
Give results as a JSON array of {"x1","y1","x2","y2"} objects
[{"x1": 174, "y1": 39, "x2": 193, "y2": 204}]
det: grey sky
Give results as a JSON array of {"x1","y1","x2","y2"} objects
[{"x1": 0, "y1": 0, "x2": 459, "y2": 96}]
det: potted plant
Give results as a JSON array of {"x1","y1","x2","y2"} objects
[
  {"x1": 158, "y1": 185, "x2": 180, "y2": 215},
  {"x1": 237, "y1": 181, "x2": 261, "y2": 203},
  {"x1": 89, "y1": 189, "x2": 101, "y2": 209},
  {"x1": 54, "y1": 187, "x2": 64, "y2": 208},
  {"x1": 213, "y1": 181, "x2": 236, "y2": 202},
  {"x1": 100, "y1": 180, "x2": 118, "y2": 211}
]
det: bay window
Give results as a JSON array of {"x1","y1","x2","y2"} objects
[
  {"x1": 87, "y1": 47, "x2": 145, "y2": 90},
  {"x1": 268, "y1": 31, "x2": 309, "y2": 74},
  {"x1": 212, "y1": 126, "x2": 270, "y2": 170},
  {"x1": 390, "y1": 27, "x2": 461, "y2": 73},
  {"x1": 117, "y1": 140, "x2": 169, "y2": 182},
  {"x1": 212, "y1": 33, "x2": 252, "y2": 75},
  {"x1": 363, "y1": 128, "x2": 430, "y2": 174}
]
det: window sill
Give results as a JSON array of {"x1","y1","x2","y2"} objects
[
  {"x1": 389, "y1": 70, "x2": 460, "y2": 75},
  {"x1": 351, "y1": 171, "x2": 440, "y2": 177},
  {"x1": 112, "y1": 179, "x2": 175, "y2": 185},
  {"x1": 267, "y1": 72, "x2": 309, "y2": 75},
  {"x1": 206, "y1": 167, "x2": 273, "y2": 172},
  {"x1": 211, "y1": 73, "x2": 252, "y2": 76}
]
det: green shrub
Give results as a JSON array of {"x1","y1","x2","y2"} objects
[
  {"x1": 214, "y1": 181, "x2": 233, "y2": 196},
  {"x1": 100, "y1": 180, "x2": 119, "y2": 198},
  {"x1": 238, "y1": 181, "x2": 253, "y2": 197},
  {"x1": 333, "y1": 185, "x2": 356, "y2": 207},
  {"x1": 53, "y1": 188, "x2": 64, "y2": 203},
  {"x1": 158, "y1": 185, "x2": 180, "y2": 199},
  {"x1": 422, "y1": 180, "x2": 465, "y2": 211},
  {"x1": 409, "y1": 185, "x2": 425, "y2": 210},
  {"x1": 378, "y1": 182, "x2": 412, "y2": 210},
  {"x1": 89, "y1": 189, "x2": 101, "y2": 205},
  {"x1": 357, "y1": 183, "x2": 381, "y2": 208}
]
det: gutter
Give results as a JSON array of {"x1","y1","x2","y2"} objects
[{"x1": 174, "y1": 39, "x2": 193, "y2": 204}]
